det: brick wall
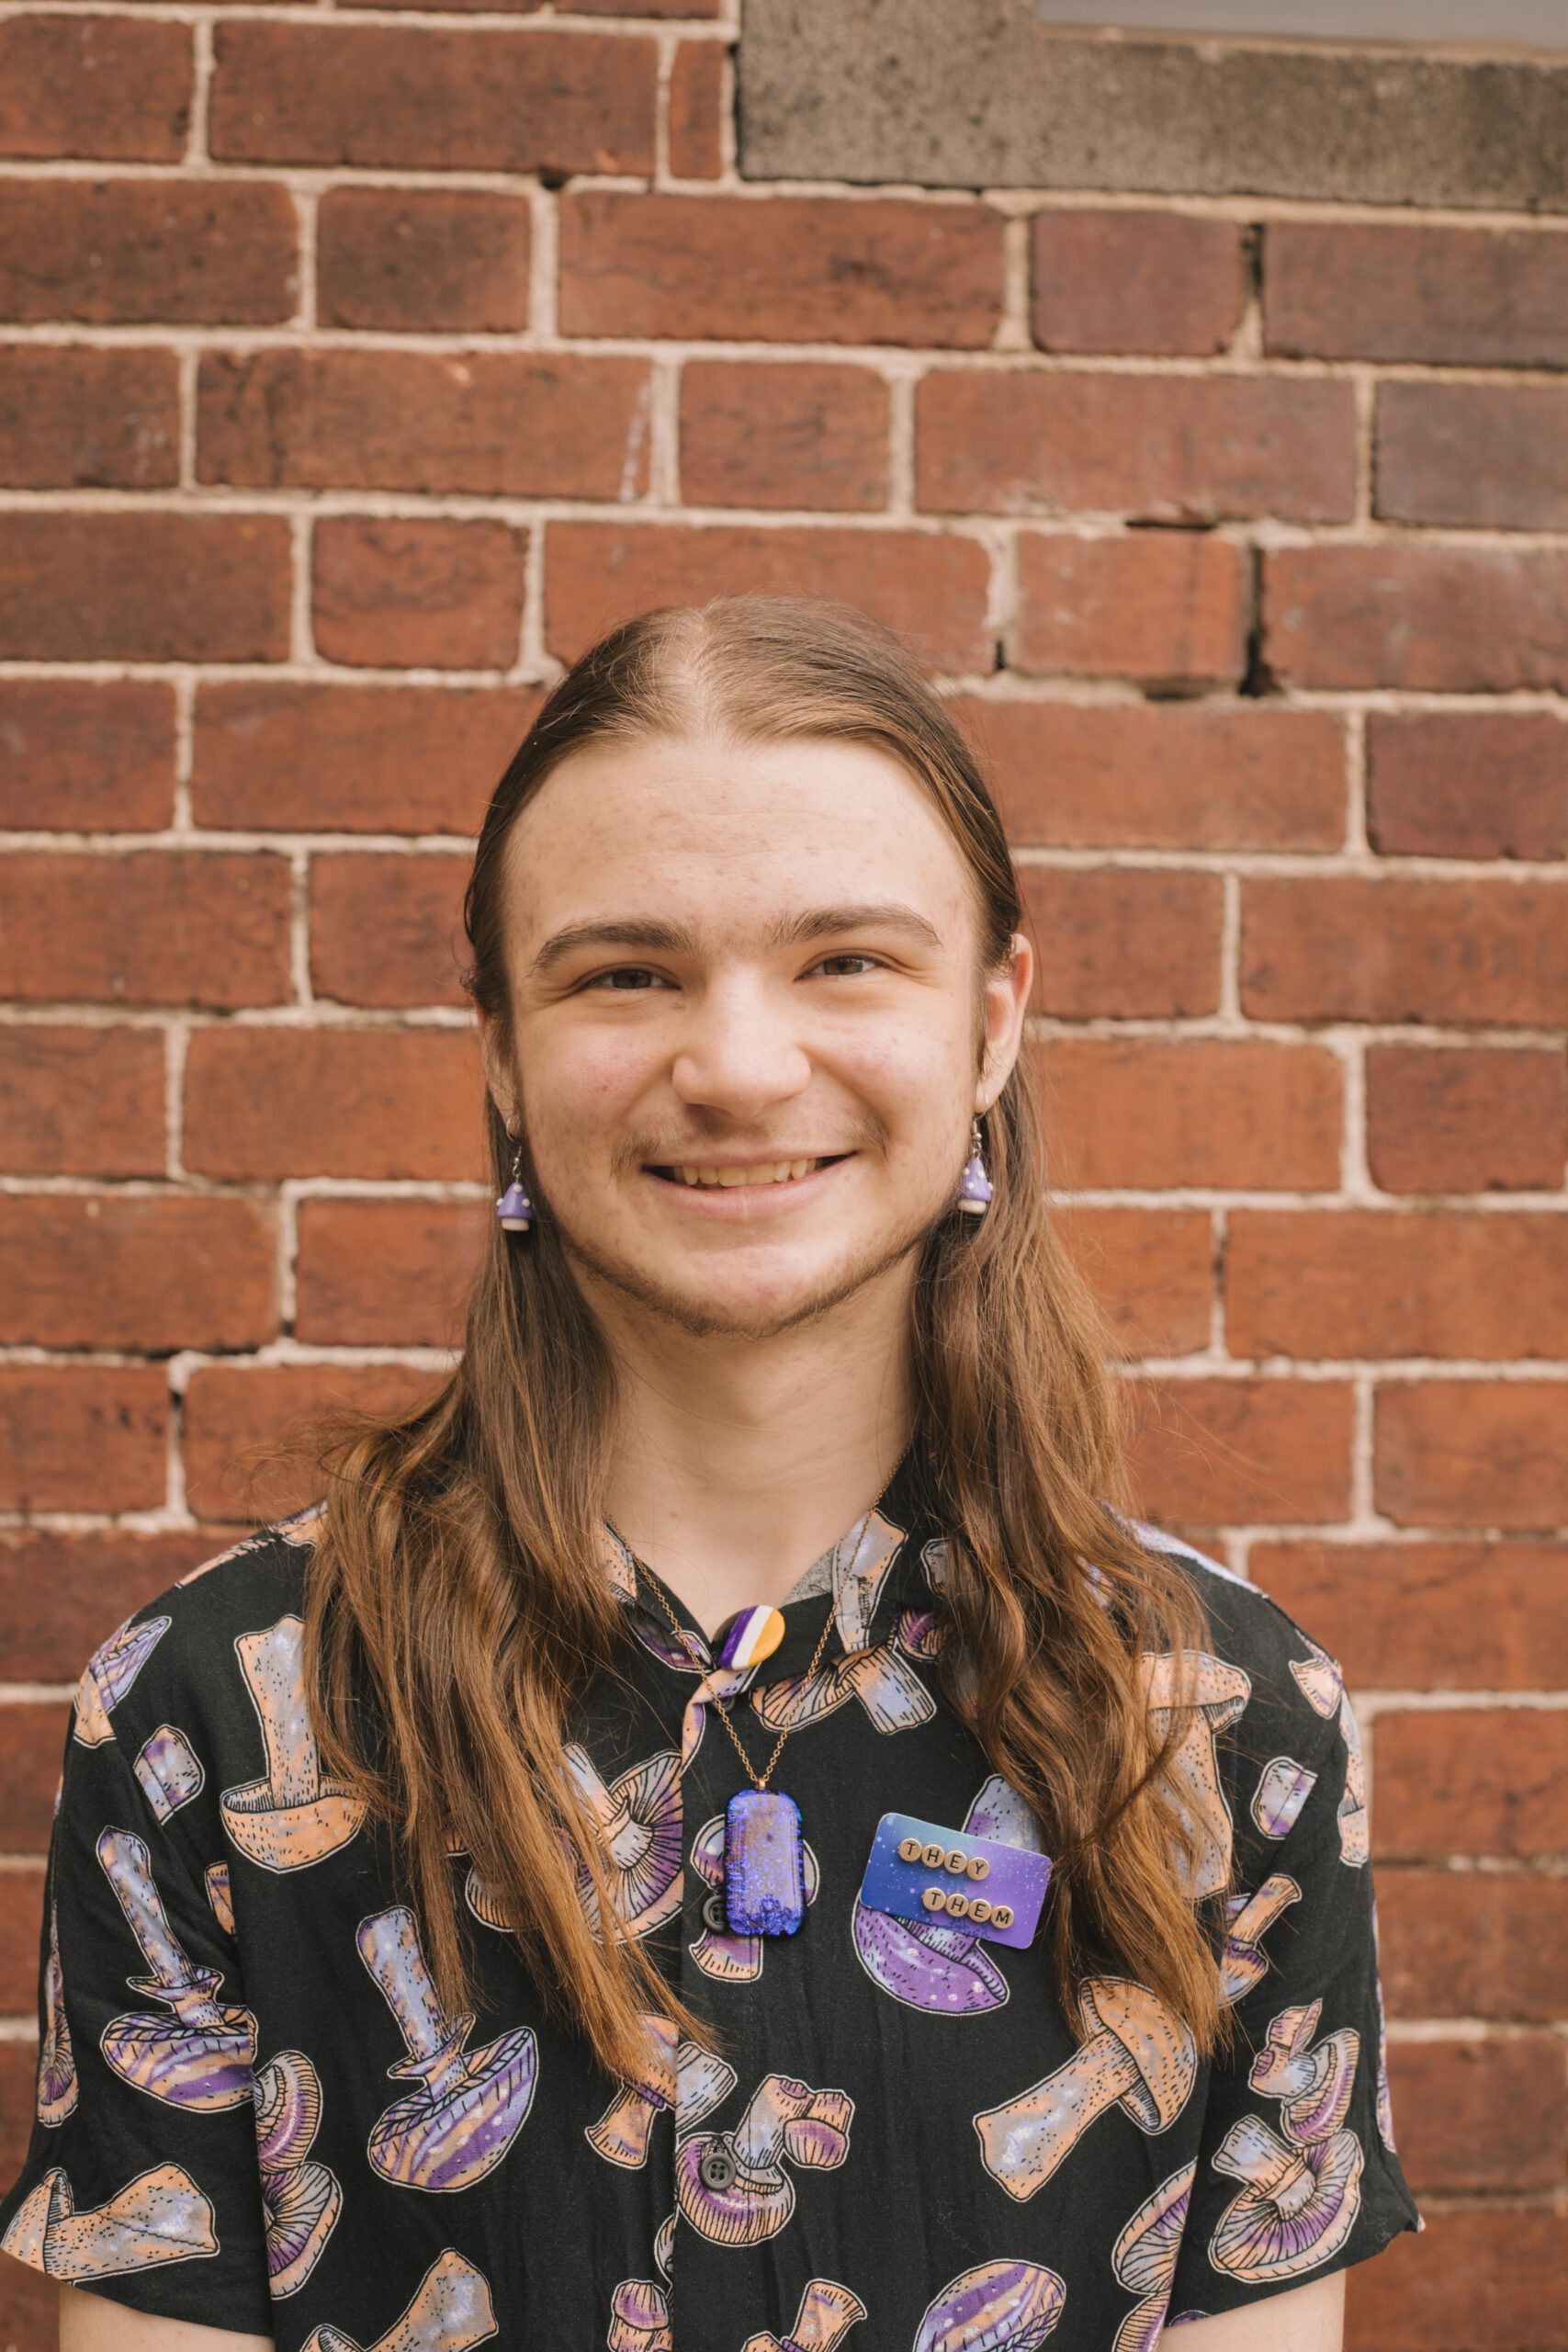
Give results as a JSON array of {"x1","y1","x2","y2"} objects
[{"x1": 2, "y1": 6, "x2": 1566, "y2": 2345}]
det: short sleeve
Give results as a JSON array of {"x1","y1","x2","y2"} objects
[
  {"x1": 0, "y1": 1683, "x2": 274, "y2": 2334},
  {"x1": 1170, "y1": 1665, "x2": 1420, "y2": 2322}
]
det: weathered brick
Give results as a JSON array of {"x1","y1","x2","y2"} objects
[
  {"x1": 197, "y1": 349, "x2": 649, "y2": 499},
  {"x1": 1378, "y1": 381, "x2": 1568, "y2": 532},
  {"x1": 0, "y1": 1364, "x2": 167, "y2": 1513},
  {"x1": 0, "y1": 1527, "x2": 216, "y2": 1681},
  {"x1": 1388, "y1": 2036, "x2": 1564, "y2": 2191},
  {"x1": 679, "y1": 362, "x2": 889, "y2": 511},
  {"x1": 310, "y1": 854, "x2": 469, "y2": 1008},
  {"x1": 317, "y1": 188, "x2": 530, "y2": 333},
  {"x1": 1367, "y1": 712, "x2": 1568, "y2": 861},
  {"x1": 1031, "y1": 209, "x2": 1243, "y2": 356},
  {"x1": 209, "y1": 25, "x2": 655, "y2": 174},
  {"x1": 0, "y1": 1027, "x2": 166, "y2": 1177},
  {"x1": 1378, "y1": 1871, "x2": 1568, "y2": 2021},
  {"x1": 0, "y1": 345, "x2": 177, "y2": 490},
  {"x1": 918, "y1": 373, "x2": 1353, "y2": 522},
  {"x1": 1054, "y1": 1205, "x2": 1213, "y2": 1358},
  {"x1": 559, "y1": 192, "x2": 1003, "y2": 347},
  {"x1": 184, "y1": 1362, "x2": 435, "y2": 1522},
  {"x1": 1015, "y1": 533, "x2": 1244, "y2": 684},
  {"x1": 1367, "y1": 1047, "x2": 1568, "y2": 1196},
  {"x1": 1253, "y1": 1542, "x2": 1568, "y2": 1692},
  {"x1": 575, "y1": 0, "x2": 721, "y2": 15},
  {"x1": 1037, "y1": 1039, "x2": 1342, "y2": 1192},
  {"x1": 295, "y1": 1199, "x2": 491, "y2": 1346},
  {"x1": 0, "y1": 851, "x2": 291, "y2": 1008},
  {"x1": 0, "y1": 1704, "x2": 71, "y2": 1851},
  {"x1": 183, "y1": 1028, "x2": 485, "y2": 1181},
  {"x1": 0, "y1": 514, "x2": 290, "y2": 662},
  {"x1": 1127, "y1": 1376, "x2": 1354, "y2": 1527},
  {"x1": 953, "y1": 700, "x2": 1345, "y2": 853},
  {"x1": 0, "y1": 1862, "x2": 43, "y2": 2009},
  {"x1": 0, "y1": 178, "x2": 297, "y2": 324},
  {"x1": 0, "y1": 680, "x2": 175, "y2": 830},
  {"x1": 1227, "y1": 1211, "x2": 1568, "y2": 1363},
  {"x1": 546, "y1": 523, "x2": 991, "y2": 672},
  {"x1": 1241, "y1": 876, "x2": 1568, "y2": 1027},
  {"x1": 1268, "y1": 220, "x2": 1568, "y2": 369},
  {"x1": 0, "y1": 1194, "x2": 276, "y2": 1351},
  {"x1": 1267, "y1": 545, "x2": 1568, "y2": 693},
  {"x1": 192, "y1": 683, "x2": 540, "y2": 834},
  {"x1": 670, "y1": 40, "x2": 725, "y2": 180},
  {"x1": 1378, "y1": 1380, "x2": 1568, "y2": 1529},
  {"x1": 1020, "y1": 867, "x2": 1223, "y2": 1019},
  {"x1": 0, "y1": 2165, "x2": 53, "y2": 2348},
  {"x1": 0, "y1": 15, "x2": 191, "y2": 162},
  {"x1": 1375, "y1": 1708, "x2": 1568, "y2": 1858},
  {"x1": 312, "y1": 519, "x2": 527, "y2": 672}
]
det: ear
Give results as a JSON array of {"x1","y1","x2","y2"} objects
[
  {"x1": 478, "y1": 1010, "x2": 518, "y2": 1136},
  {"x1": 976, "y1": 932, "x2": 1033, "y2": 1114}
]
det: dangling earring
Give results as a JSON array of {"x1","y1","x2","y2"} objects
[
  {"x1": 496, "y1": 1136, "x2": 535, "y2": 1234},
  {"x1": 957, "y1": 1117, "x2": 992, "y2": 1217}
]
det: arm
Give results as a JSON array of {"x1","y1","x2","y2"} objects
[
  {"x1": 60, "y1": 2285, "x2": 274, "y2": 2351},
  {"x1": 1163, "y1": 2269, "x2": 1344, "y2": 2351}
]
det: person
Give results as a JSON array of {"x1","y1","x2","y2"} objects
[{"x1": 2, "y1": 599, "x2": 1416, "y2": 2352}]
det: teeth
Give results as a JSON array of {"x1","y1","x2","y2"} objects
[{"x1": 671, "y1": 1160, "x2": 820, "y2": 1189}]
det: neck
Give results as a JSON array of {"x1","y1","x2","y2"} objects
[{"x1": 590, "y1": 1265, "x2": 916, "y2": 1635}]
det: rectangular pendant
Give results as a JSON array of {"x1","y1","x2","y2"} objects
[
  {"x1": 858, "y1": 1811, "x2": 1051, "y2": 1949},
  {"x1": 724, "y1": 1790, "x2": 807, "y2": 1938}
]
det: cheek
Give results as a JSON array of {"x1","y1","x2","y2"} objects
[
  {"x1": 520, "y1": 1026, "x2": 659, "y2": 1139},
  {"x1": 833, "y1": 1012, "x2": 974, "y2": 1130}
]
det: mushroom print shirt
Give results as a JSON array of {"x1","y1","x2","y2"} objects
[{"x1": 1, "y1": 1459, "x2": 1417, "y2": 2350}]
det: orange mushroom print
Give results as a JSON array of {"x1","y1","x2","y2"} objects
[
  {"x1": 1287, "y1": 1639, "x2": 1368, "y2": 1867},
  {"x1": 675, "y1": 2072, "x2": 854, "y2": 2246},
  {"x1": 563, "y1": 1742, "x2": 685, "y2": 1940},
  {"x1": 1207, "y1": 1997, "x2": 1365, "y2": 2284},
  {"x1": 912, "y1": 2260, "x2": 1066, "y2": 2352},
  {"x1": 299, "y1": 2247, "x2": 498, "y2": 2351},
  {"x1": 974, "y1": 1979, "x2": 1197, "y2": 2201},
  {"x1": 689, "y1": 1812, "x2": 821, "y2": 1982},
  {"x1": 204, "y1": 1861, "x2": 236, "y2": 1937},
  {"x1": 221, "y1": 1617, "x2": 367, "y2": 1871},
  {"x1": 72, "y1": 1614, "x2": 171, "y2": 1747},
  {"x1": 1217, "y1": 1875, "x2": 1302, "y2": 2007},
  {"x1": 753, "y1": 1511, "x2": 935, "y2": 1738},
  {"x1": 96, "y1": 1826, "x2": 258, "y2": 2111},
  {"x1": 1141, "y1": 1653, "x2": 1251, "y2": 1898},
  {"x1": 133, "y1": 1724, "x2": 206, "y2": 1824},
  {"x1": 0, "y1": 2161, "x2": 218, "y2": 2281},
  {"x1": 36, "y1": 1902, "x2": 76, "y2": 2126},
  {"x1": 585, "y1": 2018, "x2": 736, "y2": 2168},
  {"x1": 1110, "y1": 2165, "x2": 1194, "y2": 2352},
  {"x1": 741, "y1": 2276, "x2": 867, "y2": 2351},
  {"x1": 609, "y1": 2276, "x2": 673, "y2": 2351},
  {"x1": 254, "y1": 2049, "x2": 342, "y2": 2297}
]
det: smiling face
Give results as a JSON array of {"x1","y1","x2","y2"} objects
[{"x1": 483, "y1": 731, "x2": 1032, "y2": 1342}]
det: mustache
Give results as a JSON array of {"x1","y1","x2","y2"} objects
[{"x1": 610, "y1": 1117, "x2": 888, "y2": 1176}]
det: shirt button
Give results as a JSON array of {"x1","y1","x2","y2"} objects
[
  {"x1": 702, "y1": 1892, "x2": 729, "y2": 1935},
  {"x1": 699, "y1": 2145, "x2": 738, "y2": 2193}
]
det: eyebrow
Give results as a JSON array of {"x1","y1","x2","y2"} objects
[{"x1": 529, "y1": 902, "x2": 943, "y2": 976}]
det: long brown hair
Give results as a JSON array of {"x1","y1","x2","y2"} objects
[{"x1": 303, "y1": 597, "x2": 1221, "y2": 2083}]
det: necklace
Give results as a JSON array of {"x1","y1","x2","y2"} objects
[{"x1": 629, "y1": 1515, "x2": 868, "y2": 1940}]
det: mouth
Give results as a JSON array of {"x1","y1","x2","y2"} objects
[{"x1": 649, "y1": 1157, "x2": 844, "y2": 1191}]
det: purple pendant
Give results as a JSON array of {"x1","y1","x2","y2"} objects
[
  {"x1": 496, "y1": 1182, "x2": 534, "y2": 1233},
  {"x1": 724, "y1": 1791, "x2": 807, "y2": 1937}
]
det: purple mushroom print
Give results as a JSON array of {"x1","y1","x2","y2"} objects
[
  {"x1": 974, "y1": 1979, "x2": 1196, "y2": 2202},
  {"x1": 585, "y1": 2018, "x2": 734, "y2": 2168},
  {"x1": 205, "y1": 1862, "x2": 236, "y2": 1938},
  {"x1": 675, "y1": 2072, "x2": 853, "y2": 2247},
  {"x1": 1208, "y1": 1995, "x2": 1365, "y2": 2283},
  {"x1": 1250, "y1": 1758, "x2": 1317, "y2": 1841},
  {"x1": 912, "y1": 2259, "x2": 1065, "y2": 2352},
  {"x1": 1141, "y1": 1652, "x2": 1251, "y2": 1899},
  {"x1": 1337, "y1": 1697, "x2": 1369, "y2": 1869},
  {"x1": 72, "y1": 1615, "x2": 170, "y2": 1747},
  {"x1": 608, "y1": 2277, "x2": 672, "y2": 2351},
  {"x1": 134, "y1": 1724, "x2": 206, "y2": 1825},
  {"x1": 741, "y1": 2277, "x2": 867, "y2": 2352},
  {"x1": 752, "y1": 1513, "x2": 933, "y2": 1740},
  {"x1": 300, "y1": 2247, "x2": 498, "y2": 2352},
  {"x1": 1217, "y1": 1876, "x2": 1301, "y2": 2007},
  {"x1": 36, "y1": 1903, "x2": 76, "y2": 2127},
  {"x1": 220, "y1": 1617, "x2": 367, "y2": 1872},
  {"x1": 1248, "y1": 2002, "x2": 1359, "y2": 2145},
  {"x1": 1288, "y1": 1639, "x2": 1344, "y2": 1720},
  {"x1": 96, "y1": 1827, "x2": 257, "y2": 2111},
  {"x1": 1371, "y1": 1905, "x2": 1396, "y2": 2152},
  {"x1": 689, "y1": 1812, "x2": 820, "y2": 1983},
  {"x1": 1, "y1": 2162, "x2": 218, "y2": 2282},
  {"x1": 254, "y1": 2049, "x2": 342, "y2": 2297},
  {"x1": 562, "y1": 1743, "x2": 684, "y2": 1942},
  {"x1": 852, "y1": 1772, "x2": 1040, "y2": 2017},
  {"x1": 1110, "y1": 2165, "x2": 1194, "y2": 2352}
]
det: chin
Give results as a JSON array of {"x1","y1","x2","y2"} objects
[{"x1": 561, "y1": 1222, "x2": 932, "y2": 1343}]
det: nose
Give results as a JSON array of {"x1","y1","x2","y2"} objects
[{"x1": 670, "y1": 971, "x2": 812, "y2": 1121}]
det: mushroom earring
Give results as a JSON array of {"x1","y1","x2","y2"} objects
[
  {"x1": 957, "y1": 1118, "x2": 993, "y2": 1217},
  {"x1": 496, "y1": 1137, "x2": 534, "y2": 1234}
]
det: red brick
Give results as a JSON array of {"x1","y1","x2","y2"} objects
[
  {"x1": 559, "y1": 192, "x2": 1002, "y2": 347},
  {"x1": 1268, "y1": 220, "x2": 1568, "y2": 369},
  {"x1": 183, "y1": 1027, "x2": 485, "y2": 1181},
  {"x1": 0, "y1": 1704, "x2": 71, "y2": 1851},
  {"x1": 1036, "y1": 1039, "x2": 1343, "y2": 1192},
  {"x1": 295, "y1": 1199, "x2": 491, "y2": 1346},
  {"x1": 1126, "y1": 1376, "x2": 1354, "y2": 1527},
  {"x1": 1055, "y1": 1205, "x2": 1213, "y2": 1358},
  {"x1": 1379, "y1": 381, "x2": 1568, "y2": 532},
  {"x1": 209, "y1": 25, "x2": 655, "y2": 174},
  {"x1": 1347, "y1": 2209, "x2": 1567, "y2": 2352},
  {"x1": 0, "y1": 2183, "x2": 53, "y2": 2352},
  {"x1": 1253, "y1": 1542, "x2": 1568, "y2": 1692},
  {"x1": 0, "y1": 851, "x2": 291, "y2": 1008},
  {"x1": 1020, "y1": 867, "x2": 1222, "y2": 1018},
  {"x1": 953, "y1": 699, "x2": 1345, "y2": 853},
  {"x1": 1374, "y1": 1709, "x2": 1568, "y2": 1858},
  {"x1": 0, "y1": 514, "x2": 290, "y2": 662},
  {"x1": 546, "y1": 523, "x2": 991, "y2": 673},
  {"x1": 0, "y1": 178, "x2": 297, "y2": 324},
  {"x1": 0, "y1": 15, "x2": 190, "y2": 162},
  {"x1": 1367, "y1": 1048, "x2": 1568, "y2": 1196},
  {"x1": 0, "y1": 680, "x2": 175, "y2": 830},
  {"x1": 1378, "y1": 1871, "x2": 1568, "y2": 2021},
  {"x1": 192, "y1": 683, "x2": 540, "y2": 835},
  {"x1": 0, "y1": 1027, "x2": 166, "y2": 1177},
  {"x1": 1377, "y1": 1381, "x2": 1568, "y2": 1530},
  {"x1": 310, "y1": 854, "x2": 468, "y2": 1009},
  {"x1": 1266, "y1": 545, "x2": 1568, "y2": 693},
  {"x1": 0, "y1": 1527, "x2": 216, "y2": 1681},
  {"x1": 0, "y1": 1365, "x2": 167, "y2": 1513},
  {"x1": 1388, "y1": 2036, "x2": 1564, "y2": 2191},
  {"x1": 1015, "y1": 533, "x2": 1245, "y2": 684},
  {"x1": 679, "y1": 362, "x2": 888, "y2": 511},
  {"x1": 918, "y1": 372, "x2": 1352, "y2": 523},
  {"x1": 0, "y1": 1194, "x2": 276, "y2": 1351},
  {"x1": 575, "y1": 0, "x2": 721, "y2": 14},
  {"x1": 1227, "y1": 1211, "x2": 1568, "y2": 1363},
  {"x1": 0, "y1": 345, "x2": 177, "y2": 490},
  {"x1": 197, "y1": 349, "x2": 649, "y2": 499},
  {"x1": 184, "y1": 1362, "x2": 435, "y2": 1522},
  {"x1": 0, "y1": 1862, "x2": 44, "y2": 2009},
  {"x1": 313, "y1": 519, "x2": 527, "y2": 672},
  {"x1": 1031, "y1": 210, "x2": 1243, "y2": 356},
  {"x1": 1367, "y1": 712, "x2": 1568, "y2": 862},
  {"x1": 670, "y1": 40, "x2": 725, "y2": 180},
  {"x1": 316, "y1": 188, "x2": 529, "y2": 333},
  {"x1": 1241, "y1": 876, "x2": 1568, "y2": 1027}
]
